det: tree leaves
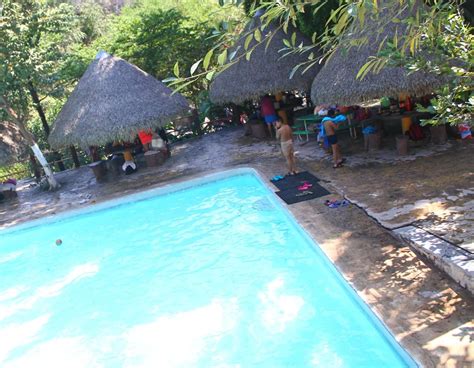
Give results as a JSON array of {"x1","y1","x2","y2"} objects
[
  {"x1": 173, "y1": 61, "x2": 180, "y2": 77},
  {"x1": 203, "y1": 49, "x2": 214, "y2": 70},
  {"x1": 254, "y1": 28, "x2": 261, "y2": 42},
  {"x1": 217, "y1": 49, "x2": 228, "y2": 65},
  {"x1": 244, "y1": 33, "x2": 253, "y2": 50},
  {"x1": 245, "y1": 50, "x2": 253, "y2": 61},
  {"x1": 190, "y1": 59, "x2": 202, "y2": 75},
  {"x1": 205, "y1": 71, "x2": 215, "y2": 81}
]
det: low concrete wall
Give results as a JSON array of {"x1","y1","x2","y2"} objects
[{"x1": 394, "y1": 226, "x2": 474, "y2": 294}]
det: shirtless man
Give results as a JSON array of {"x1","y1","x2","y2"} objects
[
  {"x1": 323, "y1": 109, "x2": 345, "y2": 168},
  {"x1": 275, "y1": 118, "x2": 297, "y2": 175}
]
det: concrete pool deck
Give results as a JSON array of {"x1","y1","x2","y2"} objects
[{"x1": 0, "y1": 126, "x2": 473, "y2": 367}]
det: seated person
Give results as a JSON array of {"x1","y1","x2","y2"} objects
[{"x1": 122, "y1": 147, "x2": 137, "y2": 175}]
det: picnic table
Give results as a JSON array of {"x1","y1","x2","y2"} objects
[
  {"x1": 359, "y1": 111, "x2": 432, "y2": 134},
  {"x1": 293, "y1": 114, "x2": 323, "y2": 141},
  {"x1": 294, "y1": 114, "x2": 359, "y2": 141}
]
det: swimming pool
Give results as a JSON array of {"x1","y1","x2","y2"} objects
[{"x1": 0, "y1": 169, "x2": 417, "y2": 367}]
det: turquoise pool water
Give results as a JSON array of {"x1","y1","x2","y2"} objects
[{"x1": 0, "y1": 169, "x2": 416, "y2": 367}]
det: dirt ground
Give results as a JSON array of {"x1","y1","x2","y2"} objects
[
  {"x1": 296, "y1": 132, "x2": 474, "y2": 252},
  {"x1": 0, "y1": 126, "x2": 473, "y2": 367}
]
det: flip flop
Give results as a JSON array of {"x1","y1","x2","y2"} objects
[
  {"x1": 298, "y1": 183, "x2": 313, "y2": 191},
  {"x1": 338, "y1": 158, "x2": 346, "y2": 165},
  {"x1": 271, "y1": 175, "x2": 285, "y2": 182},
  {"x1": 333, "y1": 162, "x2": 344, "y2": 169}
]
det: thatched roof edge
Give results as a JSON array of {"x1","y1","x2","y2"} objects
[
  {"x1": 209, "y1": 18, "x2": 321, "y2": 104},
  {"x1": 311, "y1": 3, "x2": 446, "y2": 106},
  {"x1": 49, "y1": 55, "x2": 189, "y2": 149}
]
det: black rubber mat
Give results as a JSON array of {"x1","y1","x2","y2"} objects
[
  {"x1": 271, "y1": 171, "x2": 320, "y2": 191},
  {"x1": 275, "y1": 182, "x2": 330, "y2": 205}
]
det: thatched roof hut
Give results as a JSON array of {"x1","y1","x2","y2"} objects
[
  {"x1": 311, "y1": 3, "x2": 445, "y2": 105},
  {"x1": 0, "y1": 121, "x2": 29, "y2": 166},
  {"x1": 209, "y1": 17, "x2": 321, "y2": 104},
  {"x1": 49, "y1": 53, "x2": 189, "y2": 148}
]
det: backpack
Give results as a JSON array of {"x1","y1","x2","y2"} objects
[{"x1": 407, "y1": 123, "x2": 424, "y2": 141}]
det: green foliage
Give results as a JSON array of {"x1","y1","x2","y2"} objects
[
  {"x1": 0, "y1": 0, "x2": 81, "y2": 120},
  {"x1": 0, "y1": 161, "x2": 32, "y2": 181},
  {"x1": 402, "y1": 9, "x2": 473, "y2": 126},
  {"x1": 170, "y1": 0, "x2": 472, "y2": 128},
  {"x1": 75, "y1": 0, "x2": 109, "y2": 45},
  {"x1": 358, "y1": 3, "x2": 473, "y2": 126},
  {"x1": 104, "y1": 8, "x2": 213, "y2": 83},
  {"x1": 294, "y1": 0, "x2": 340, "y2": 39},
  {"x1": 244, "y1": 0, "x2": 260, "y2": 15},
  {"x1": 89, "y1": 0, "x2": 244, "y2": 99}
]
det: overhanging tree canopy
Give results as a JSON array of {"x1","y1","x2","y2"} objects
[
  {"x1": 0, "y1": 121, "x2": 29, "y2": 166},
  {"x1": 311, "y1": 3, "x2": 447, "y2": 106},
  {"x1": 209, "y1": 17, "x2": 321, "y2": 105}
]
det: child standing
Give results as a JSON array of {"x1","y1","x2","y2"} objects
[
  {"x1": 275, "y1": 118, "x2": 297, "y2": 175},
  {"x1": 322, "y1": 109, "x2": 346, "y2": 168}
]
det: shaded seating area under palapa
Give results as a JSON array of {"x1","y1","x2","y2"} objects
[
  {"x1": 310, "y1": 2, "x2": 449, "y2": 154},
  {"x1": 49, "y1": 52, "x2": 190, "y2": 182},
  {"x1": 209, "y1": 15, "x2": 322, "y2": 139}
]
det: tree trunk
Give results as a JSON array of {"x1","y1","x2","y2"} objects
[
  {"x1": 28, "y1": 82, "x2": 66, "y2": 171},
  {"x1": 231, "y1": 104, "x2": 242, "y2": 126},
  {"x1": 89, "y1": 146, "x2": 101, "y2": 162},
  {"x1": 30, "y1": 143, "x2": 60, "y2": 190},
  {"x1": 1, "y1": 96, "x2": 60, "y2": 190},
  {"x1": 191, "y1": 108, "x2": 202, "y2": 136},
  {"x1": 28, "y1": 82, "x2": 50, "y2": 135},
  {"x1": 70, "y1": 145, "x2": 80, "y2": 168},
  {"x1": 29, "y1": 154, "x2": 41, "y2": 180}
]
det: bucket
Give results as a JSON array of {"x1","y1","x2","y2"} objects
[
  {"x1": 430, "y1": 125, "x2": 447, "y2": 144},
  {"x1": 145, "y1": 150, "x2": 166, "y2": 167},
  {"x1": 88, "y1": 160, "x2": 107, "y2": 182},
  {"x1": 401, "y1": 116, "x2": 412, "y2": 135},
  {"x1": 367, "y1": 132, "x2": 382, "y2": 151},
  {"x1": 106, "y1": 155, "x2": 124, "y2": 176},
  {"x1": 396, "y1": 135, "x2": 409, "y2": 156},
  {"x1": 1, "y1": 190, "x2": 17, "y2": 200},
  {"x1": 250, "y1": 123, "x2": 268, "y2": 139}
]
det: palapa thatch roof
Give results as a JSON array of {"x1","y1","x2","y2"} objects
[
  {"x1": 0, "y1": 121, "x2": 29, "y2": 166},
  {"x1": 311, "y1": 3, "x2": 445, "y2": 106},
  {"x1": 209, "y1": 17, "x2": 321, "y2": 104},
  {"x1": 49, "y1": 53, "x2": 190, "y2": 148}
]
